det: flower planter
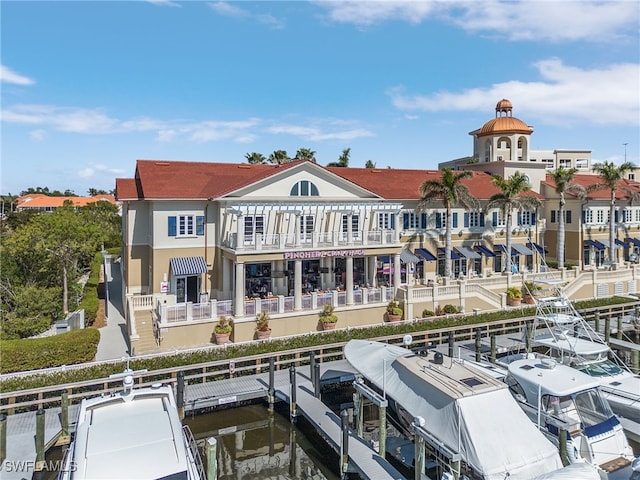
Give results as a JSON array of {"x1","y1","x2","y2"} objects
[
  {"x1": 507, "y1": 297, "x2": 522, "y2": 307},
  {"x1": 322, "y1": 322, "x2": 337, "y2": 330},
  {"x1": 256, "y1": 329, "x2": 271, "y2": 340},
  {"x1": 523, "y1": 294, "x2": 536, "y2": 305},
  {"x1": 386, "y1": 313, "x2": 402, "y2": 322},
  {"x1": 214, "y1": 332, "x2": 231, "y2": 345}
]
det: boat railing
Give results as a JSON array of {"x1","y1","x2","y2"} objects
[{"x1": 183, "y1": 424, "x2": 206, "y2": 480}]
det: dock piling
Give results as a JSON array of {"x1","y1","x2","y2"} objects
[
  {"x1": 309, "y1": 351, "x2": 316, "y2": 385},
  {"x1": 313, "y1": 363, "x2": 321, "y2": 399},
  {"x1": 632, "y1": 350, "x2": 639, "y2": 374},
  {"x1": 605, "y1": 317, "x2": 611, "y2": 344},
  {"x1": 206, "y1": 437, "x2": 217, "y2": 480},
  {"x1": 378, "y1": 403, "x2": 386, "y2": 458},
  {"x1": 268, "y1": 357, "x2": 275, "y2": 412},
  {"x1": 475, "y1": 327, "x2": 482, "y2": 362},
  {"x1": 289, "y1": 366, "x2": 297, "y2": 422},
  {"x1": 594, "y1": 311, "x2": 600, "y2": 333},
  {"x1": 413, "y1": 419, "x2": 425, "y2": 480},
  {"x1": 177, "y1": 371, "x2": 185, "y2": 420},
  {"x1": 558, "y1": 429, "x2": 568, "y2": 466},
  {"x1": 35, "y1": 409, "x2": 45, "y2": 472},
  {"x1": 490, "y1": 334, "x2": 496, "y2": 364},
  {"x1": 0, "y1": 413, "x2": 6, "y2": 464},
  {"x1": 617, "y1": 316, "x2": 623, "y2": 340},
  {"x1": 57, "y1": 390, "x2": 71, "y2": 446},
  {"x1": 340, "y1": 409, "x2": 349, "y2": 479},
  {"x1": 448, "y1": 331, "x2": 454, "y2": 358}
]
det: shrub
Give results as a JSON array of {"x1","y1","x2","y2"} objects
[
  {"x1": 256, "y1": 312, "x2": 271, "y2": 332},
  {"x1": 0, "y1": 328, "x2": 100, "y2": 373},
  {"x1": 319, "y1": 304, "x2": 338, "y2": 324},
  {"x1": 422, "y1": 309, "x2": 435, "y2": 317},
  {"x1": 386, "y1": 300, "x2": 403, "y2": 315},
  {"x1": 443, "y1": 304, "x2": 458, "y2": 314},
  {"x1": 506, "y1": 287, "x2": 522, "y2": 300},
  {"x1": 79, "y1": 252, "x2": 103, "y2": 327},
  {"x1": 214, "y1": 316, "x2": 233, "y2": 334}
]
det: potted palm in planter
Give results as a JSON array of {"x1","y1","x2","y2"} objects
[
  {"x1": 522, "y1": 281, "x2": 538, "y2": 305},
  {"x1": 255, "y1": 312, "x2": 271, "y2": 340},
  {"x1": 506, "y1": 287, "x2": 522, "y2": 307},
  {"x1": 386, "y1": 299, "x2": 403, "y2": 322},
  {"x1": 319, "y1": 304, "x2": 338, "y2": 330},
  {"x1": 213, "y1": 315, "x2": 233, "y2": 345}
]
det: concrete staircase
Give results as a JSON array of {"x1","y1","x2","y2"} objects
[{"x1": 131, "y1": 310, "x2": 159, "y2": 355}]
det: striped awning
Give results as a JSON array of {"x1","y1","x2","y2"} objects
[
  {"x1": 512, "y1": 244, "x2": 534, "y2": 256},
  {"x1": 170, "y1": 256, "x2": 208, "y2": 276},
  {"x1": 455, "y1": 246, "x2": 481, "y2": 259},
  {"x1": 527, "y1": 242, "x2": 546, "y2": 254},
  {"x1": 415, "y1": 248, "x2": 437, "y2": 261},
  {"x1": 400, "y1": 249, "x2": 421, "y2": 264},
  {"x1": 474, "y1": 245, "x2": 496, "y2": 257},
  {"x1": 598, "y1": 238, "x2": 611, "y2": 248},
  {"x1": 615, "y1": 239, "x2": 629, "y2": 248}
]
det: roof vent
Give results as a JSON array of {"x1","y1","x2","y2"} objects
[
  {"x1": 433, "y1": 351, "x2": 444, "y2": 365},
  {"x1": 540, "y1": 357, "x2": 556, "y2": 369},
  {"x1": 238, "y1": 165, "x2": 252, "y2": 169}
]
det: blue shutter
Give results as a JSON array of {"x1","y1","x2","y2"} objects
[
  {"x1": 403, "y1": 213, "x2": 409, "y2": 229},
  {"x1": 492, "y1": 212, "x2": 498, "y2": 227},
  {"x1": 551, "y1": 211, "x2": 556, "y2": 223},
  {"x1": 517, "y1": 212, "x2": 522, "y2": 226},
  {"x1": 196, "y1": 216, "x2": 205, "y2": 235},
  {"x1": 421, "y1": 213, "x2": 427, "y2": 228},
  {"x1": 582, "y1": 210, "x2": 586, "y2": 223},
  {"x1": 452, "y1": 212, "x2": 458, "y2": 228},
  {"x1": 566, "y1": 210, "x2": 572, "y2": 224},
  {"x1": 480, "y1": 213, "x2": 485, "y2": 227},
  {"x1": 168, "y1": 216, "x2": 177, "y2": 237},
  {"x1": 464, "y1": 212, "x2": 469, "y2": 228},
  {"x1": 436, "y1": 213, "x2": 442, "y2": 229},
  {"x1": 390, "y1": 214, "x2": 395, "y2": 229},
  {"x1": 531, "y1": 212, "x2": 536, "y2": 225},
  {"x1": 614, "y1": 210, "x2": 619, "y2": 222}
]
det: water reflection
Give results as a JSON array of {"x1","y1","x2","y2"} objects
[{"x1": 184, "y1": 403, "x2": 341, "y2": 480}]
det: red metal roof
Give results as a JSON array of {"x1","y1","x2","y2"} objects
[
  {"x1": 542, "y1": 174, "x2": 640, "y2": 200},
  {"x1": 17, "y1": 194, "x2": 116, "y2": 209}
]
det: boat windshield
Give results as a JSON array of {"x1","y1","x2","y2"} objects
[
  {"x1": 576, "y1": 359, "x2": 624, "y2": 377},
  {"x1": 573, "y1": 389, "x2": 614, "y2": 428}
]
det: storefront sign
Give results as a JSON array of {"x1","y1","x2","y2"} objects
[
  {"x1": 284, "y1": 249, "x2": 365, "y2": 259},
  {"x1": 160, "y1": 281, "x2": 169, "y2": 293}
]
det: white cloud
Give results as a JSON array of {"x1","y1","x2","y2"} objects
[
  {"x1": 314, "y1": 1, "x2": 637, "y2": 42},
  {"x1": 207, "y1": 1, "x2": 285, "y2": 29},
  {"x1": 1, "y1": 65, "x2": 35, "y2": 85},
  {"x1": 29, "y1": 129, "x2": 47, "y2": 141},
  {"x1": 388, "y1": 59, "x2": 640, "y2": 126},
  {"x1": 147, "y1": 0, "x2": 182, "y2": 7},
  {"x1": 78, "y1": 163, "x2": 126, "y2": 179},
  {"x1": 267, "y1": 123, "x2": 374, "y2": 141}
]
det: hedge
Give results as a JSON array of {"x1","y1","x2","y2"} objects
[
  {"x1": 78, "y1": 252, "x2": 104, "y2": 327},
  {"x1": 1, "y1": 328, "x2": 100, "y2": 374},
  {"x1": 0, "y1": 296, "x2": 634, "y2": 392}
]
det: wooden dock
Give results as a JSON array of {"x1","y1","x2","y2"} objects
[{"x1": 3, "y1": 359, "x2": 405, "y2": 480}]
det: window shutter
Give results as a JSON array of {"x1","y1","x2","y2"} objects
[
  {"x1": 551, "y1": 211, "x2": 556, "y2": 223},
  {"x1": 403, "y1": 213, "x2": 409, "y2": 229},
  {"x1": 421, "y1": 213, "x2": 427, "y2": 228},
  {"x1": 168, "y1": 216, "x2": 177, "y2": 237},
  {"x1": 464, "y1": 212, "x2": 469, "y2": 228},
  {"x1": 566, "y1": 210, "x2": 572, "y2": 224},
  {"x1": 531, "y1": 212, "x2": 536, "y2": 225},
  {"x1": 492, "y1": 212, "x2": 498, "y2": 227},
  {"x1": 196, "y1": 216, "x2": 205, "y2": 235},
  {"x1": 480, "y1": 213, "x2": 485, "y2": 227},
  {"x1": 452, "y1": 212, "x2": 458, "y2": 228},
  {"x1": 436, "y1": 213, "x2": 442, "y2": 229},
  {"x1": 517, "y1": 212, "x2": 522, "y2": 226},
  {"x1": 614, "y1": 210, "x2": 619, "y2": 222},
  {"x1": 390, "y1": 214, "x2": 395, "y2": 229},
  {"x1": 582, "y1": 210, "x2": 586, "y2": 223}
]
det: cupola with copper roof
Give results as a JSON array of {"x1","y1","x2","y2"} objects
[{"x1": 477, "y1": 98, "x2": 532, "y2": 137}]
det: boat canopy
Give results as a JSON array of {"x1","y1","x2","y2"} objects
[{"x1": 345, "y1": 340, "x2": 563, "y2": 480}]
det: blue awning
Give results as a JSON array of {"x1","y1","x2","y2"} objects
[
  {"x1": 512, "y1": 243, "x2": 534, "y2": 256},
  {"x1": 495, "y1": 244, "x2": 508, "y2": 253},
  {"x1": 615, "y1": 239, "x2": 629, "y2": 249},
  {"x1": 625, "y1": 237, "x2": 640, "y2": 247},
  {"x1": 474, "y1": 245, "x2": 496, "y2": 257},
  {"x1": 527, "y1": 242, "x2": 547, "y2": 254},
  {"x1": 584, "y1": 240, "x2": 605, "y2": 250},
  {"x1": 415, "y1": 248, "x2": 437, "y2": 261},
  {"x1": 170, "y1": 256, "x2": 208, "y2": 276},
  {"x1": 438, "y1": 247, "x2": 461, "y2": 260}
]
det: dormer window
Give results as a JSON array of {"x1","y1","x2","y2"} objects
[{"x1": 290, "y1": 180, "x2": 319, "y2": 196}]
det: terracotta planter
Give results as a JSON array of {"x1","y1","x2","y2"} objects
[
  {"x1": 214, "y1": 332, "x2": 231, "y2": 345},
  {"x1": 386, "y1": 313, "x2": 402, "y2": 322},
  {"x1": 507, "y1": 297, "x2": 522, "y2": 307},
  {"x1": 523, "y1": 294, "x2": 536, "y2": 305},
  {"x1": 256, "y1": 329, "x2": 271, "y2": 340},
  {"x1": 322, "y1": 322, "x2": 337, "y2": 330}
]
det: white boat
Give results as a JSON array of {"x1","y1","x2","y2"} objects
[
  {"x1": 59, "y1": 369, "x2": 205, "y2": 480},
  {"x1": 504, "y1": 356, "x2": 637, "y2": 479},
  {"x1": 344, "y1": 339, "x2": 591, "y2": 480},
  {"x1": 527, "y1": 279, "x2": 640, "y2": 427}
]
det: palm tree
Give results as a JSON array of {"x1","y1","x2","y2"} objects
[
  {"x1": 245, "y1": 152, "x2": 267, "y2": 164},
  {"x1": 365, "y1": 160, "x2": 376, "y2": 168},
  {"x1": 268, "y1": 150, "x2": 290, "y2": 165},
  {"x1": 418, "y1": 168, "x2": 478, "y2": 280},
  {"x1": 327, "y1": 148, "x2": 350, "y2": 167},
  {"x1": 486, "y1": 172, "x2": 541, "y2": 274},
  {"x1": 591, "y1": 161, "x2": 636, "y2": 262},
  {"x1": 294, "y1": 148, "x2": 316, "y2": 162},
  {"x1": 549, "y1": 167, "x2": 585, "y2": 268}
]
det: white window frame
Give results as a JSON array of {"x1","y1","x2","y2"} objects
[
  {"x1": 378, "y1": 212, "x2": 394, "y2": 229},
  {"x1": 623, "y1": 209, "x2": 633, "y2": 223},
  {"x1": 493, "y1": 211, "x2": 506, "y2": 227},
  {"x1": 300, "y1": 215, "x2": 314, "y2": 242},
  {"x1": 341, "y1": 214, "x2": 360, "y2": 240},
  {"x1": 635, "y1": 209, "x2": 640, "y2": 223},
  {"x1": 576, "y1": 158, "x2": 588, "y2": 169},
  {"x1": 178, "y1": 214, "x2": 196, "y2": 237},
  {"x1": 596, "y1": 210, "x2": 604, "y2": 224},
  {"x1": 404, "y1": 212, "x2": 421, "y2": 229},
  {"x1": 520, "y1": 211, "x2": 534, "y2": 226},
  {"x1": 584, "y1": 209, "x2": 593, "y2": 224},
  {"x1": 244, "y1": 215, "x2": 265, "y2": 244},
  {"x1": 559, "y1": 158, "x2": 572, "y2": 168},
  {"x1": 468, "y1": 211, "x2": 482, "y2": 228}
]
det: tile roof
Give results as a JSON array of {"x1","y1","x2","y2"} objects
[
  {"x1": 542, "y1": 174, "x2": 640, "y2": 200},
  {"x1": 17, "y1": 194, "x2": 116, "y2": 209},
  {"x1": 115, "y1": 159, "x2": 544, "y2": 202}
]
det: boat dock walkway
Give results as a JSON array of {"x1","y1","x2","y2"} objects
[{"x1": 4, "y1": 359, "x2": 404, "y2": 480}]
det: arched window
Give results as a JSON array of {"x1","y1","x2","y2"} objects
[{"x1": 290, "y1": 180, "x2": 319, "y2": 196}]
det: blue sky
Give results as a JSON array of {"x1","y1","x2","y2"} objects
[{"x1": 2, "y1": 1, "x2": 639, "y2": 196}]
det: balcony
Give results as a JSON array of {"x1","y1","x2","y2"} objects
[{"x1": 222, "y1": 230, "x2": 400, "y2": 252}]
